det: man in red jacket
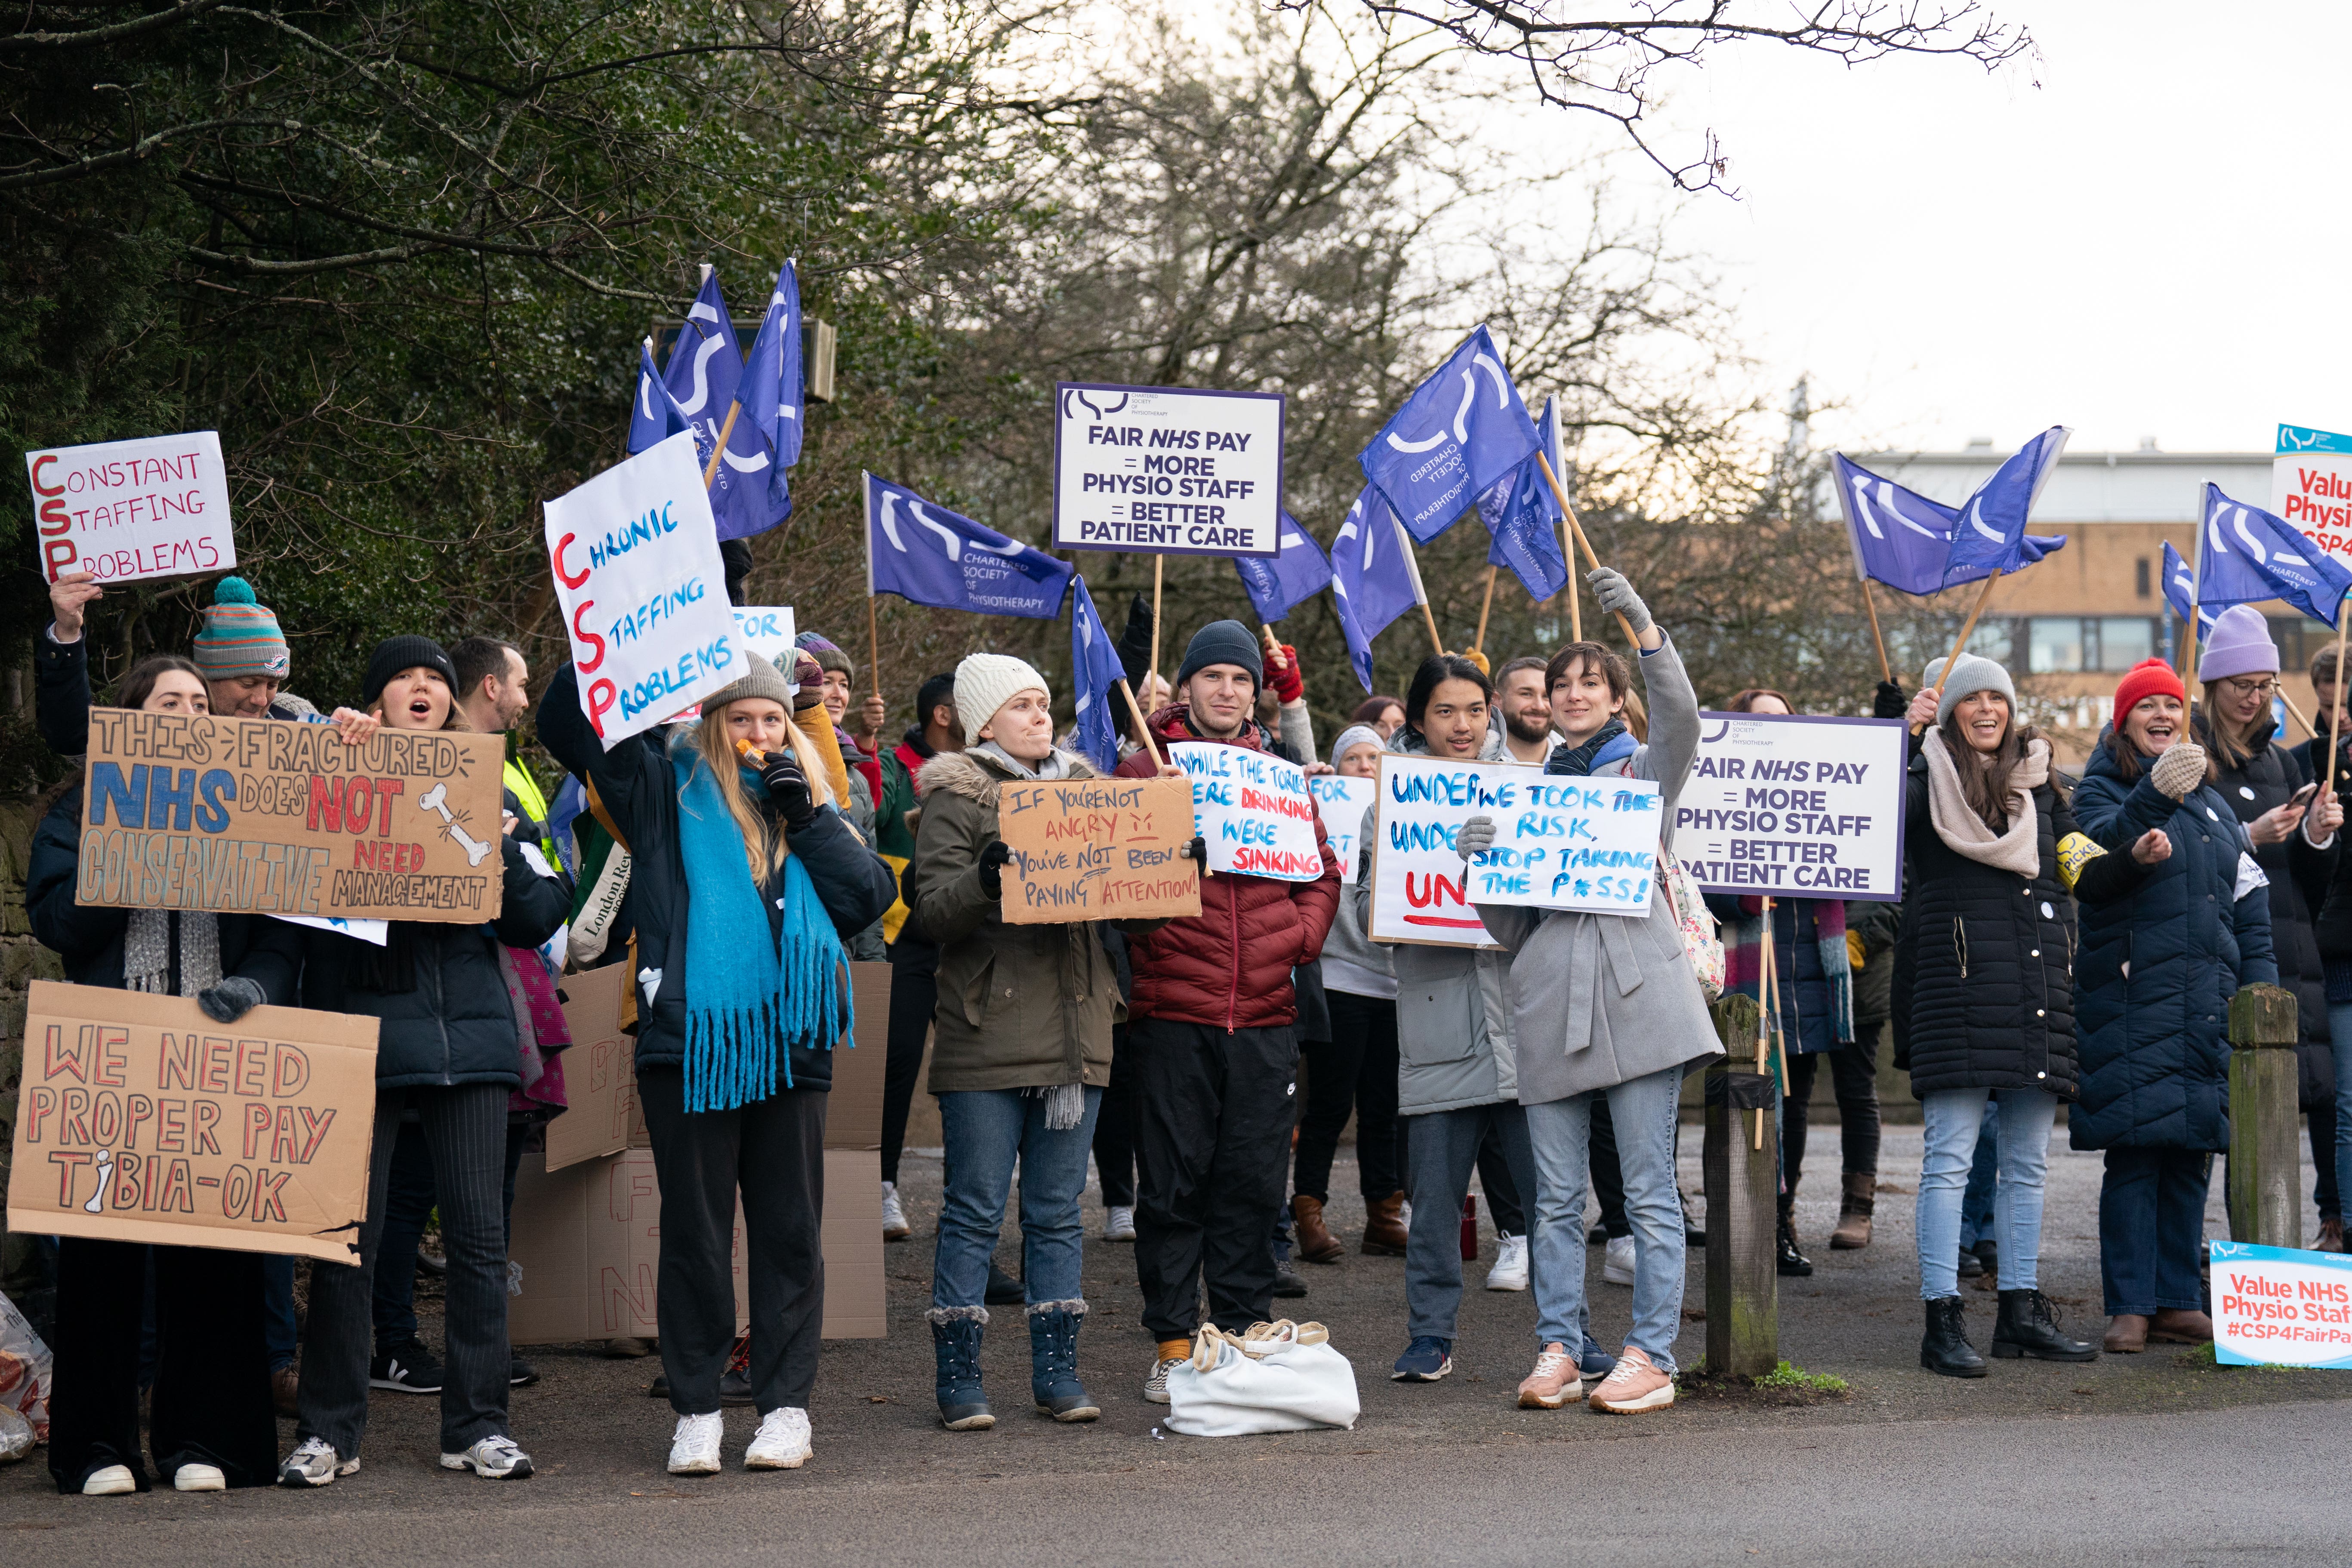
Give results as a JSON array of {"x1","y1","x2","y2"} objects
[{"x1": 1115, "y1": 619, "x2": 1342, "y2": 1404}]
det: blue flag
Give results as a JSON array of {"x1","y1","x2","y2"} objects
[
  {"x1": 773, "y1": 262, "x2": 805, "y2": 471},
  {"x1": 1234, "y1": 511, "x2": 1335, "y2": 622},
  {"x1": 1360, "y1": 326, "x2": 1541, "y2": 545},
  {"x1": 1330, "y1": 487, "x2": 1423, "y2": 693},
  {"x1": 711, "y1": 262, "x2": 800, "y2": 542},
  {"x1": 1938, "y1": 426, "x2": 2071, "y2": 589},
  {"x1": 663, "y1": 269, "x2": 743, "y2": 459},
  {"x1": 626, "y1": 339, "x2": 712, "y2": 471},
  {"x1": 864, "y1": 473, "x2": 1073, "y2": 619},
  {"x1": 1070, "y1": 576, "x2": 1126, "y2": 773},
  {"x1": 1478, "y1": 397, "x2": 1571, "y2": 601},
  {"x1": 1834, "y1": 449, "x2": 2068, "y2": 595},
  {"x1": 2159, "y1": 541, "x2": 2219, "y2": 634},
  {"x1": 2202, "y1": 483, "x2": 2352, "y2": 629}
]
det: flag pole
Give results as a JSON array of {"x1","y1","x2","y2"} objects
[
  {"x1": 702, "y1": 402, "x2": 742, "y2": 489},
  {"x1": 1386, "y1": 507, "x2": 1444, "y2": 655},
  {"x1": 1473, "y1": 567, "x2": 1497, "y2": 658},
  {"x1": 1538, "y1": 452, "x2": 1639, "y2": 650},
  {"x1": 1937, "y1": 570, "x2": 2004, "y2": 691},
  {"x1": 866, "y1": 593, "x2": 882, "y2": 720},
  {"x1": 1117, "y1": 677, "x2": 1166, "y2": 771},
  {"x1": 1860, "y1": 579, "x2": 1893, "y2": 684},
  {"x1": 1147, "y1": 554, "x2": 1165, "y2": 698}
]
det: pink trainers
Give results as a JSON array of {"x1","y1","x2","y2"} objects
[
  {"x1": 1516, "y1": 1342, "x2": 1581, "y2": 1409},
  {"x1": 1585, "y1": 1345, "x2": 1674, "y2": 1413}
]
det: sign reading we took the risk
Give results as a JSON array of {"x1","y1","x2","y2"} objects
[{"x1": 1051, "y1": 382, "x2": 1284, "y2": 557}]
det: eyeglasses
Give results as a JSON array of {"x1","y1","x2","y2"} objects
[{"x1": 2218, "y1": 677, "x2": 2281, "y2": 699}]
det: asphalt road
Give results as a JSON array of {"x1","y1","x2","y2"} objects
[{"x1": 5, "y1": 1125, "x2": 2349, "y2": 1565}]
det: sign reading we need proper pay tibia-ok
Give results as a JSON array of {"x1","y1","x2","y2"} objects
[
  {"x1": 29, "y1": 431, "x2": 235, "y2": 585},
  {"x1": 1677, "y1": 712, "x2": 1906, "y2": 900},
  {"x1": 1051, "y1": 383, "x2": 1284, "y2": 557},
  {"x1": 1168, "y1": 741, "x2": 1328, "y2": 881}
]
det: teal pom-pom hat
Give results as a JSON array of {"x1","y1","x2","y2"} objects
[{"x1": 191, "y1": 575, "x2": 291, "y2": 681}]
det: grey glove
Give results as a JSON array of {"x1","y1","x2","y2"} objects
[
  {"x1": 197, "y1": 975, "x2": 267, "y2": 1024},
  {"x1": 1457, "y1": 816, "x2": 1498, "y2": 860},
  {"x1": 2150, "y1": 742, "x2": 2208, "y2": 801},
  {"x1": 1586, "y1": 567, "x2": 1652, "y2": 636}
]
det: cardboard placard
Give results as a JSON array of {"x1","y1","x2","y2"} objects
[
  {"x1": 997, "y1": 775, "x2": 1200, "y2": 924},
  {"x1": 542, "y1": 964, "x2": 638, "y2": 1172},
  {"x1": 28, "y1": 431, "x2": 234, "y2": 584},
  {"x1": 1307, "y1": 774, "x2": 1375, "y2": 885},
  {"x1": 7, "y1": 980, "x2": 379, "y2": 1264},
  {"x1": 2210, "y1": 1239, "x2": 2352, "y2": 1368},
  {"x1": 1168, "y1": 740, "x2": 1326, "y2": 882},
  {"x1": 1678, "y1": 712, "x2": 1906, "y2": 900},
  {"x1": 75, "y1": 710, "x2": 506, "y2": 924}
]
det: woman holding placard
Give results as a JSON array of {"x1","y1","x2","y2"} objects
[
  {"x1": 26, "y1": 654, "x2": 307, "y2": 1495},
  {"x1": 538, "y1": 652, "x2": 894, "y2": 1476}
]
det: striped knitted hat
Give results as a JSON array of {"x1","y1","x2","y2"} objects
[{"x1": 192, "y1": 576, "x2": 291, "y2": 680}]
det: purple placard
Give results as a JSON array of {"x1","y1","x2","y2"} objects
[
  {"x1": 1052, "y1": 382, "x2": 1284, "y2": 558},
  {"x1": 1676, "y1": 711, "x2": 1908, "y2": 903}
]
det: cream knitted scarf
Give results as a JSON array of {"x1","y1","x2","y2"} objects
[{"x1": 1921, "y1": 729, "x2": 2049, "y2": 878}]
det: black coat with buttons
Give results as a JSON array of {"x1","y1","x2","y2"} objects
[{"x1": 1892, "y1": 747, "x2": 2146, "y2": 1100}]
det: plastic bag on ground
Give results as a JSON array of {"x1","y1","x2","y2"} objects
[{"x1": 0, "y1": 1289, "x2": 52, "y2": 1445}]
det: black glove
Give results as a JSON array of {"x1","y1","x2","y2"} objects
[
  {"x1": 977, "y1": 839, "x2": 1012, "y2": 898},
  {"x1": 1873, "y1": 680, "x2": 1907, "y2": 720},
  {"x1": 760, "y1": 753, "x2": 815, "y2": 832},
  {"x1": 197, "y1": 975, "x2": 267, "y2": 1024},
  {"x1": 1179, "y1": 835, "x2": 1206, "y2": 864}
]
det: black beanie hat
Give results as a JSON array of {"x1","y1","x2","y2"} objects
[
  {"x1": 1178, "y1": 619, "x2": 1262, "y2": 690},
  {"x1": 363, "y1": 635, "x2": 460, "y2": 709}
]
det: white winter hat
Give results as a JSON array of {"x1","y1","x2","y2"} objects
[{"x1": 954, "y1": 653, "x2": 1051, "y2": 745}]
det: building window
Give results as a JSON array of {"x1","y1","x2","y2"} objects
[
  {"x1": 2269, "y1": 619, "x2": 2308, "y2": 671},
  {"x1": 2135, "y1": 558, "x2": 2151, "y2": 599},
  {"x1": 2097, "y1": 618, "x2": 2155, "y2": 671},
  {"x1": 2028, "y1": 618, "x2": 2084, "y2": 673}
]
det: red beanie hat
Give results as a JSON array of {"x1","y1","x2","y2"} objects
[{"x1": 2111, "y1": 658, "x2": 2186, "y2": 723}]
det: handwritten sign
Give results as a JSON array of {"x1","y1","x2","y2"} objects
[
  {"x1": 996, "y1": 776, "x2": 1200, "y2": 924},
  {"x1": 2210, "y1": 1239, "x2": 2352, "y2": 1368},
  {"x1": 28, "y1": 431, "x2": 234, "y2": 585},
  {"x1": 1052, "y1": 383, "x2": 1285, "y2": 556},
  {"x1": 545, "y1": 431, "x2": 740, "y2": 747},
  {"x1": 1167, "y1": 741, "x2": 1326, "y2": 882},
  {"x1": 7, "y1": 980, "x2": 379, "y2": 1264},
  {"x1": 1369, "y1": 755, "x2": 1660, "y2": 946},
  {"x1": 1308, "y1": 774, "x2": 1375, "y2": 885},
  {"x1": 77, "y1": 710, "x2": 506, "y2": 924},
  {"x1": 1678, "y1": 713, "x2": 1906, "y2": 900},
  {"x1": 732, "y1": 606, "x2": 798, "y2": 669}
]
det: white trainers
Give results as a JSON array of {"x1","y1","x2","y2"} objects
[
  {"x1": 880, "y1": 1182, "x2": 911, "y2": 1242},
  {"x1": 1104, "y1": 1204, "x2": 1137, "y2": 1242},
  {"x1": 667, "y1": 1412, "x2": 724, "y2": 1475},
  {"x1": 81, "y1": 1463, "x2": 136, "y2": 1496},
  {"x1": 744, "y1": 1406, "x2": 813, "y2": 1469},
  {"x1": 1603, "y1": 1234, "x2": 1636, "y2": 1286},
  {"x1": 173, "y1": 1462, "x2": 227, "y2": 1492},
  {"x1": 1143, "y1": 1355, "x2": 1185, "y2": 1405},
  {"x1": 276, "y1": 1437, "x2": 358, "y2": 1488},
  {"x1": 1486, "y1": 1232, "x2": 1529, "y2": 1291},
  {"x1": 440, "y1": 1434, "x2": 533, "y2": 1479}
]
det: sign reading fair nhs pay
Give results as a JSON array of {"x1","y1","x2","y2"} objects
[{"x1": 1052, "y1": 382, "x2": 1283, "y2": 557}]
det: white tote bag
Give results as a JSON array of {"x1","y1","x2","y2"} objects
[{"x1": 1163, "y1": 1321, "x2": 1360, "y2": 1436}]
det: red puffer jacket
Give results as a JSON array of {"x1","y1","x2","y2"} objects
[{"x1": 1114, "y1": 705, "x2": 1342, "y2": 1030}]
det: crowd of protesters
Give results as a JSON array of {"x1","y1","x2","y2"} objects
[{"x1": 13, "y1": 547, "x2": 2330, "y2": 1491}]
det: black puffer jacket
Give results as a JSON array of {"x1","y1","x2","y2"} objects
[
  {"x1": 538, "y1": 664, "x2": 897, "y2": 1089},
  {"x1": 27, "y1": 789, "x2": 304, "y2": 1000},
  {"x1": 1892, "y1": 743, "x2": 2147, "y2": 1097},
  {"x1": 2210, "y1": 716, "x2": 2337, "y2": 1111}
]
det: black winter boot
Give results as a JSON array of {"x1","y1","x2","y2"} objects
[
  {"x1": 1026, "y1": 1303, "x2": 1100, "y2": 1422},
  {"x1": 1921, "y1": 1296, "x2": 1987, "y2": 1378},
  {"x1": 1776, "y1": 1199, "x2": 1813, "y2": 1278},
  {"x1": 1991, "y1": 1288, "x2": 2097, "y2": 1362},
  {"x1": 930, "y1": 1311, "x2": 995, "y2": 1430}
]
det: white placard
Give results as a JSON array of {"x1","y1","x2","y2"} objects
[
  {"x1": 29, "y1": 431, "x2": 234, "y2": 584},
  {"x1": 544, "y1": 431, "x2": 740, "y2": 748},
  {"x1": 1168, "y1": 740, "x2": 1325, "y2": 882},
  {"x1": 2273, "y1": 424, "x2": 2352, "y2": 562},
  {"x1": 270, "y1": 914, "x2": 390, "y2": 947},
  {"x1": 731, "y1": 606, "x2": 798, "y2": 669},
  {"x1": 1307, "y1": 774, "x2": 1375, "y2": 885},
  {"x1": 1676, "y1": 713, "x2": 1907, "y2": 901},
  {"x1": 1052, "y1": 382, "x2": 1284, "y2": 557},
  {"x1": 2210, "y1": 1240, "x2": 2352, "y2": 1368}
]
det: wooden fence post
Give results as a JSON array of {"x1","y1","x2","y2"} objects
[
  {"x1": 1704, "y1": 994, "x2": 1778, "y2": 1377},
  {"x1": 2226, "y1": 982, "x2": 2300, "y2": 1248}
]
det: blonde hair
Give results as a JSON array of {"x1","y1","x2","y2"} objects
[{"x1": 681, "y1": 703, "x2": 836, "y2": 884}]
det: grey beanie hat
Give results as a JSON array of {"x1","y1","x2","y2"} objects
[
  {"x1": 703, "y1": 650, "x2": 795, "y2": 712},
  {"x1": 1925, "y1": 651, "x2": 2016, "y2": 727},
  {"x1": 1329, "y1": 723, "x2": 1385, "y2": 770},
  {"x1": 1178, "y1": 619, "x2": 1262, "y2": 689}
]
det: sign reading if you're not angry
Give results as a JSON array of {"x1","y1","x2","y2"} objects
[
  {"x1": 1678, "y1": 712, "x2": 1906, "y2": 900},
  {"x1": 996, "y1": 776, "x2": 1200, "y2": 924},
  {"x1": 1052, "y1": 383, "x2": 1284, "y2": 557}
]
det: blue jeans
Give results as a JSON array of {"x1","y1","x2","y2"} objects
[
  {"x1": 1958, "y1": 1114, "x2": 1999, "y2": 1251},
  {"x1": 2327, "y1": 1003, "x2": 2352, "y2": 1239},
  {"x1": 933, "y1": 1088, "x2": 1103, "y2": 1312},
  {"x1": 1526, "y1": 1064, "x2": 1686, "y2": 1372},
  {"x1": 1917, "y1": 1087, "x2": 2055, "y2": 1299},
  {"x1": 2099, "y1": 1146, "x2": 2210, "y2": 1316},
  {"x1": 1403, "y1": 1104, "x2": 1537, "y2": 1341}
]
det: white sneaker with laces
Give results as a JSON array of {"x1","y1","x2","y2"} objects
[
  {"x1": 1603, "y1": 1234, "x2": 1636, "y2": 1286},
  {"x1": 440, "y1": 1434, "x2": 533, "y2": 1479},
  {"x1": 276, "y1": 1437, "x2": 358, "y2": 1488},
  {"x1": 668, "y1": 1412, "x2": 724, "y2": 1475},
  {"x1": 81, "y1": 1463, "x2": 136, "y2": 1496},
  {"x1": 1104, "y1": 1204, "x2": 1137, "y2": 1242},
  {"x1": 1143, "y1": 1355, "x2": 1185, "y2": 1405},
  {"x1": 880, "y1": 1182, "x2": 911, "y2": 1242},
  {"x1": 744, "y1": 1406, "x2": 813, "y2": 1469},
  {"x1": 1486, "y1": 1232, "x2": 1529, "y2": 1291},
  {"x1": 173, "y1": 1462, "x2": 227, "y2": 1492}
]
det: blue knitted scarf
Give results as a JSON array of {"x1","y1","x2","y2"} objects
[{"x1": 671, "y1": 753, "x2": 851, "y2": 1112}]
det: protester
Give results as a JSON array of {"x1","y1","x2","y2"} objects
[
  {"x1": 801, "y1": 631, "x2": 887, "y2": 806},
  {"x1": 2305, "y1": 645, "x2": 2352, "y2": 1254},
  {"x1": 1113, "y1": 620, "x2": 1341, "y2": 1403},
  {"x1": 449, "y1": 637, "x2": 561, "y2": 866},
  {"x1": 1292, "y1": 725, "x2": 1402, "y2": 1264},
  {"x1": 25, "y1": 655, "x2": 307, "y2": 1495},
  {"x1": 1838, "y1": 896, "x2": 1902, "y2": 1248},
  {"x1": 876, "y1": 672, "x2": 961, "y2": 1247},
  {"x1": 1493, "y1": 656, "x2": 1553, "y2": 765},
  {"x1": 796, "y1": 633, "x2": 888, "y2": 961},
  {"x1": 1354, "y1": 694, "x2": 1406, "y2": 742},
  {"x1": 1357, "y1": 656, "x2": 1547, "y2": 1385},
  {"x1": 1461, "y1": 568, "x2": 1715, "y2": 1414},
  {"x1": 191, "y1": 576, "x2": 321, "y2": 719},
  {"x1": 2072, "y1": 655, "x2": 2293, "y2": 1355}
]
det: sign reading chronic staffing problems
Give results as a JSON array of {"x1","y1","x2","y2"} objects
[
  {"x1": 996, "y1": 776, "x2": 1201, "y2": 924},
  {"x1": 76, "y1": 710, "x2": 507, "y2": 924}
]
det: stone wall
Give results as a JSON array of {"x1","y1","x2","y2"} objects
[{"x1": 0, "y1": 794, "x2": 67, "y2": 1306}]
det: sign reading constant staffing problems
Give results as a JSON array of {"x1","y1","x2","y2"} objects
[
  {"x1": 996, "y1": 776, "x2": 1200, "y2": 924},
  {"x1": 1051, "y1": 383, "x2": 1284, "y2": 557},
  {"x1": 77, "y1": 710, "x2": 507, "y2": 924},
  {"x1": 28, "y1": 431, "x2": 235, "y2": 585},
  {"x1": 1677, "y1": 712, "x2": 1906, "y2": 900}
]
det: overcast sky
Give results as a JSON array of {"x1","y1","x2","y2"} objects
[{"x1": 1618, "y1": 0, "x2": 2346, "y2": 459}]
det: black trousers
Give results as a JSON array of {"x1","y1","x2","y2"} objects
[
  {"x1": 881, "y1": 938, "x2": 937, "y2": 1186},
  {"x1": 1591, "y1": 1094, "x2": 1628, "y2": 1238},
  {"x1": 1476, "y1": 1123, "x2": 1527, "y2": 1236},
  {"x1": 638, "y1": 1068, "x2": 827, "y2": 1416},
  {"x1": 1131, "y1": 1019, "x2": 1299, "y2": 1339},
  {"x1": 1783, "y1": 1039, "x2": 1883, "y2": 1195},
  {"x1": 1093, "y1": 1022, "x2": 1139, "y2": 1208},
  {"x1": 48, "y1": 1239, "x2": 276, "y2": 1492},
  {"x1": 1294, "y1": 990, "x2": 1401, "y2": 1203}
]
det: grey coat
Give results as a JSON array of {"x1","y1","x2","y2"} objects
[
  {"x1": 1352, "y1": 722, "x2": 1523, "y2": 1115},
  {"x1": 1474, "y1": 631, "x2": 1723, "y2": 1106}
]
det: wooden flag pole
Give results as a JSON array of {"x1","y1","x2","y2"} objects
[
  {"x1": 1117, "y1": 677, "x2": 1166, "y2": 770},
  {"x1": 1420, "y1": 600, "x2": 1446, "y2": 656},
  {"x1": 1754, "y1": 900, "x2": 1772, "y2": 1151},
  {"x1": 2329, "y1": 596, "x2": 2350, "y2": 792},
  {"x1": 701, "y1": 402, "x2": 742, "y2": 489},
  {"x1": 1473, "y1": 567, "x2": 1497, "y2": 657},
  {"x1": 1147, "y1": 554, "x2": 1165, "y2": 698},
  {"x1": 866, "y1": 594, "x2": 882, "y2": 715},
  {"x1": 1536, "y1": 452, "x2": 1639, "y2": 650},
  {"x1": 1912, "y1": 570, "x2": 2006, "y2": 736},
  {"x1": 1860, "y1": 579, "x2": 1893, "y2": 684}
]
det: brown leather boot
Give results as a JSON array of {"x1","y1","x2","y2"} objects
[
  {"x1": 2316, "y1": 1217, "x2": 2346, "y2": 1253},
  {"x1": 2149, "y1": 1307, "x2": 2213, "y2": 1344},
  {"x1": 2102, "y1": 1313, "x2": 2149, "y2": 1353},
  {"x1": 1292, "y1": 1195, "x2": 1344, "y2": 1264},
  {"x1": 1829, "y1": 1171, "x2": 1875, "y2": 1250},
  {"x1": 1362, "y1": 1191, "x2": 1409, "y2": 1256}
]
